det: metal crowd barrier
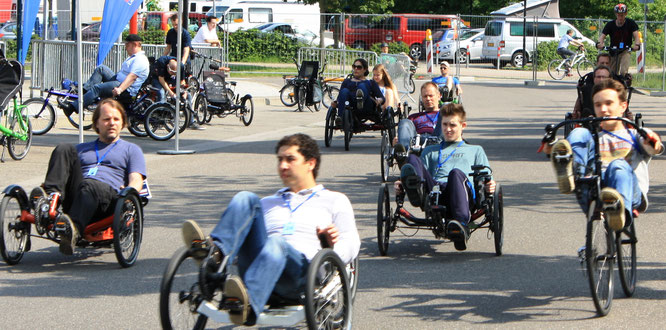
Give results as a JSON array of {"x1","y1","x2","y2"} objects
[
  {"x1": 297, "y1": 47, "x2": 378, "y2": 78},
  {"x1": 31, "y1": 40, "x2": 225, "y2": 92}
]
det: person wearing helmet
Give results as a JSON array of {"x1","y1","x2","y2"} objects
[{"x1": 597, "y1": 3, "x2": 640, "y2": 75}]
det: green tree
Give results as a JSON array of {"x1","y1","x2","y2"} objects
[{"x1": 145, "y1": 0, "x2": 162, "y2": 12}]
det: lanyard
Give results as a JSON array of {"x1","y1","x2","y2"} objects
[
  {"x1": 602, "y1": 128, "x2": 639, "y2": 151},
  {"x1": 425, "y1": 112, "x2": 438, "y2": 125},
  {"x1": 437, "y1": 141, "x2": 463, "y2": 170},
  {"x1": 95, "y1": 140, "x2": 119, "y2": 167},
  {"x1": 281, "y1": 187, "x2": 325, "y2": 214}
]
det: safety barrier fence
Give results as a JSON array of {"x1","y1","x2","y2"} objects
[
  {"x1": 13, "y1": 11, "x2": 666, "y2": 91},
  {"x1": 30, "y1": 39, "x2": 224, "y2": 92}
]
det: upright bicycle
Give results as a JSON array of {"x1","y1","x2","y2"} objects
[
  {"x1": 548, "y1": 48, "x2": 593, "y2": 80},
  {"x1": 541, "y1": 115, "x2": 645, "y2": 316},
  {"x1": 0, "y1": 59, "x2": 32, "y2": 161}
]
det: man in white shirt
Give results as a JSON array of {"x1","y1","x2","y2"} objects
[
  {"x1": 192, "y1": 16, "x2": 221, "y2": 47},
  {"x1": 182, "y1": 133, "x2": 360, "y2": 326}
]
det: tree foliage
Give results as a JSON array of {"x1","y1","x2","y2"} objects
[{"x1": 302, "y1": 0, "x2": 393, "y2": 13}]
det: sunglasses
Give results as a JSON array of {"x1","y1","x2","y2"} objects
[{"x1": 352, "y1": 64, "x2": 364, "y2": 69}]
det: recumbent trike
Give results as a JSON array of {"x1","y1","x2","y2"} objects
[
  {"x1": 377, "y1": 164, "x2": 504, "y2": 256},
  {"x1": 159, "y1": 235, "x2": 359, "y2": 329},
  {"x1": 0, "y1": 182, "x2": 150, "y2": 268}
]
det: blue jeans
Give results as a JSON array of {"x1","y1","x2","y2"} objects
[
  {"x1": 73, "y1": 65, "x2": 120, "y2": 109},
  {"x1": 406, "y1": 155, "x2": 474, "y2": 224},
  {"x1": 397, "y1": 119, "x2": 441, "y2": 148},
  {"x1": 209, "y1": 191, "x2": 309, "y2": 315},
  {"x1": 336, "y1": 81, "x2": 374, "y2": 117},
  {"x1": 568, "y1": 128, "x2": 642, "y2": 214},
  {"x1": 151, "y1": 78, "x2": 166, "y2": 102}
]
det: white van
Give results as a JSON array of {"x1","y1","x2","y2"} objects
[
  {"x1": 481, "y1": 17, "x2": 594, "y2": 67},
  {"x1": 205, "y1": 0, "x2": 320, "y2": 33}
]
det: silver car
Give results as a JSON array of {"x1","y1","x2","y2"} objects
[{"x1": 437, "y1": 28, "x2": 484, "y2": 64}]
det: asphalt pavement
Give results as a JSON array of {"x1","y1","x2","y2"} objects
[{"x1": 2, "y1": 77, "x2": 666, "y2": 329}]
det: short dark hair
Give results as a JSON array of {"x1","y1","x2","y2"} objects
[
  {"x1": 593, "y1": 65, "x2": 612, "y2": 78},
  {"x1": 596, "y1": 52, "x2": 611, "y2": 64},
  {"x1": 592, "y1": 78, "x2": 627, "y2": 103},
  {"x1": 93, "y1": 98, "x2": 128, "y2": 133},
  {"x1": 439, "y1": 103, "x2": 467, "y2": 122},
  {"x1": 170, "y1": 13, "x2": 179, "y2": 21},
  {"x1": 275, "y1": 134, "x2": 321, "y2": 178},
  {"x1": 205, "y1": 16, "x2": 217, "y2": 23}
]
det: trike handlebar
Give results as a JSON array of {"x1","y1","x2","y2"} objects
[{"x1": 541, "y1": 116, "x2": 647, "y2": 145}]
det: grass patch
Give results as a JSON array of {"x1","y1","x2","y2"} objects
[{"x1": 631, "y1": 71, "x2": 665, "y2": 90}]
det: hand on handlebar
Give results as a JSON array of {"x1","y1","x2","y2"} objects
[
  {"x1": 485, "y1": 180, "x2": 496, "y2": 194},
  {"x1": 394, "y1": 180, "x2": 404, "y2": 195}
]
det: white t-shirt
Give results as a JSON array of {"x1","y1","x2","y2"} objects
[
  {"x1": 261, "y1": 184, "x2": 360, "y2": 264},
  {"x1": 192, "y1": 25, "x2": 219, "y2": 45}
]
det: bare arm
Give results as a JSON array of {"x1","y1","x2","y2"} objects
[
  {"x1": 181, "y1": 47, "x2": 190, "y2": 65},
  {"x1": 597, "y1": 33, "x2": 606, "y2": 49},
  {"x1": 163, "y1": 44, "x2": 171, "y2": 56},
  {"x1": 112, "y1": 73, "x2": 138, "y2": 96},
  {"x1": 632, "y1": 30, "x2": 641, "y2": 50},
  {"x1": 127, "y1": 172, "x2": 144, "y2": 192},
  {"x1": 158, "y1": 76, "x2": 176, "y2": 98}
]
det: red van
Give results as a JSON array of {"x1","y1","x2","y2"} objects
[
  {"x1": 344, "y1": 14, "x2": 468, "y2": 59},
  {"x1": 144, "y1": 12, "x2": 208, "y2": 32}
]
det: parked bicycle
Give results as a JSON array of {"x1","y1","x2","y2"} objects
[
  {"x1": 548, "y1": 49, "x2": 593, "y2": 80},
  {"x1": 144, "y1": 92, "x2": 191, "y2": 141},
  {"x1": 0, "y1": 59, "x2": 31, "y2": 161},
  {"x1": 279, "y1": 58, "x2": 340, "y2": 112},
  {"x1": 194, "y1": 63, "x2": 254, "y2": 126},
  {"x1": 188, "y1": 50, "x2": 225, "y2": 123}
]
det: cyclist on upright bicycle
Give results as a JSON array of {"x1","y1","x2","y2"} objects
[
  {"x1": 557, "y1": 29, "x2": 585, "y2": 76},
  {"x1": 597, "y1": 3, "x2": 640, "y2": 76}
]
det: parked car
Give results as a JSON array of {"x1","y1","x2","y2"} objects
[
  {"x1": 81, "y1": 21, "x2": 130, "y2": 41},
  {"x1": 481, "y1": 17, "x2": 594, "y2": 67},
  {"x1": 0, "y1": 22, "x2": 16, "y2": 39},
  {"x1": 344, "y1": 14, "x2": 469, "y2": 59},
  {"x1": 254, "y1": 22, "x2": 334, "y2": 47},
  {"x1": 436, "y1": 28, "x2": 485, "y2": 64}
]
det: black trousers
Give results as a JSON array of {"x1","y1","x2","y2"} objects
[{"x1": 43, "y1": 144, "x2": 117, "y2": 231}]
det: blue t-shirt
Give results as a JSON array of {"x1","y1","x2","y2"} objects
[
  {"x1": 432, "y1": 75, "x2": 459, "y2": 87},
  {"x1": 77, "y1": 139, "x2": 147, "y2": 192},
  {"x1": 116, "y1": 51, "x2": 150, "y2": 96},
  {"x1": 558, "y1": 34, "x2": 573, "y2": 49},
  {"x1": 421, "y1": 140, "x2": 490, "y2": 183}
]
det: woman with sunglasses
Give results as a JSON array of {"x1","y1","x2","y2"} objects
[
  {"x1": 332, "y1": 58, "x2": 384, "y2": 121},
  {"x1": 372, "y1": 64, "x2": 398, "y2": 110}
]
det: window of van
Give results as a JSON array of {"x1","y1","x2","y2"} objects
[
  {"x1": 509, "y1": 22, "x2": 554, "y2": 38},
  {"x1": 368, "y1": 16, "x2": 398, "y2": 30},
  {"x1": 558, "y1": 24, "x2": 579, "y2": 38},
  {"x1": 407, "y1": 18, "x2": 443, "y2": 32},
  {"x1": 248, "y1": 8, "x2": 272, "y2": 23},
  {"x1": 485, "y1": 22, "x2": 502, "y2": 36},
  {"x1": 225, "y1": 9, "x2": 243, "y2": 23}
]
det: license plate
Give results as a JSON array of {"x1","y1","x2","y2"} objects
[{"x1": 488, "y1": 42, "x2": 494, "y2": 47}]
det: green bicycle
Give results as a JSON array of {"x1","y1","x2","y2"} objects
[{"x1": 0, "y1": 59, "x2": 32, "y2": 161}]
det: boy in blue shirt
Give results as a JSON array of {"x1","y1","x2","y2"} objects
[
  {"x1": 556, "y1": 29, "x2": 584, "y2": 75},
  {"x1": 396, "y1": 103, "x2": 495, "y2": 250}
]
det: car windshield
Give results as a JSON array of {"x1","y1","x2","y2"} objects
[
  {"x1": 255, "y1": 23, "x2": 273, "y2": 30},
  {"x1": 459, "y1": 30, "x2": 479, "y2": 40}
]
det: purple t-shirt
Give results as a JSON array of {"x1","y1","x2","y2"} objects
[
  {"x1": 407, "y1": 111, "x2": 439, "y2": 135},
  {"x1": 77, "y1": 139, "x2": 147, "y2": 192}
]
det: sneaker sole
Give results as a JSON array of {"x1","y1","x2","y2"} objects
[
  {"x1": 601, "y1": 189, "x2": 625, "y2": 231},
  {"x1": 57, "y1": 215, "x2": 77, "y2": 255},
  {"x1": 551, "y1": 140, "x2": 574, "y2": 194},
  {"x1": 224, "y1": 275, "x2": 249, "y2": 325},
  {"x1": 401, "y1": 173, "x2": 422, "y2": 208},
  {"x1": 182, "y1": 220, "x2": 205, "y2": 247},
  {"x1": 447, "y1": 222, "x2": 468, "y2": 251}
]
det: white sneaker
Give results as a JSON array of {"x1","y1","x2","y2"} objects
[
  {"x1": 551, "y1": 139, "x2": 574, "y2": 194},
  {"x1": 182, "y1": 220, "x2": 205, "y2": 247}
]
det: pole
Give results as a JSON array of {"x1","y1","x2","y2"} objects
[
  {"x1": 522, "y1": 0, "x2": 526, "y2": 68},
  {"x1": 43, "y1": 0, "x2": 48, "y2": 40},
  {"x1": 129, "y1": 11, "x2": 138, "y2": 34},
  {"x1": 643, "y1": 3, "x2": 648, "y2": 81},
  {"x1": 158, "y1": 1, "x2": 195, "y2": 155},
  {"x1": 75, "y1": 0, "x2": 83, "y2": 143}
]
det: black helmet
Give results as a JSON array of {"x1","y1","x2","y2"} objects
[{"x1": 380, "y1": 42, "x2": 389, "y2": 48}]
